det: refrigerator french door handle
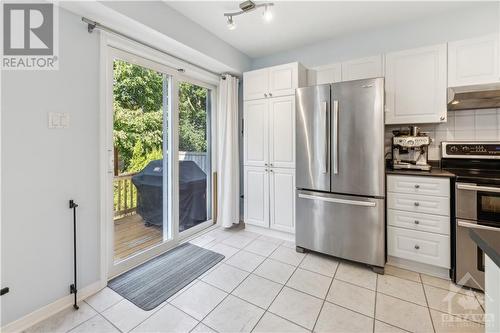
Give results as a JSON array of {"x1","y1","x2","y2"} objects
[
  {"x1": 321, "y1": 101, "x2": 329, "y2": 174},
  {"x1": 332, "y1": 100, "x2": 339, "y2": 175},
  {"x1": 298, "y1": 193, "x2": 376, "y2": 207}
]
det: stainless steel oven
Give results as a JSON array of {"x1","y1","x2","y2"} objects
[
  {"x1": 455, "y1": 182, "x2": 500, "y2": 290},
  {"x1": 442, "y1": 142, "x2": 500, "y2": 291}
]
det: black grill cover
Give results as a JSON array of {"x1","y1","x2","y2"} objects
[{"x1": 132, "y1": 159, "x2": 207, "y2": 230}]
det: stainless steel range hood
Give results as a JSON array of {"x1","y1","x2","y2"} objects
[{"x1": 448, "y1": 83, "x2": 500, "y2": 111}]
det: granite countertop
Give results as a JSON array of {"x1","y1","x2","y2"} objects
[{"x1": 469, "y1": 229, "x2": 500, "y2": 268}]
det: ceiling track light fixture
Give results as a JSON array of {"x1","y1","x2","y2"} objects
[{"x1": 224, "y1": 1, "x2": 274, "y2": 30}]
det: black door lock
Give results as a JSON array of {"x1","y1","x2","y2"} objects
[{"x1": 1, "y1": 287, "x2": 10, "y2": 296}]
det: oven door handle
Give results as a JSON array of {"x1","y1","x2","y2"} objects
[
  {"x1": 458, "y1": 220, "x2": 500, "y2": 232},
  {"x1": 457, "y1": 184, "x2": 500, "y2": 193}
]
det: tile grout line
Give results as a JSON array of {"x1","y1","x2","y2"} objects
[
  {"x1": 311, "y1": 261, "x2": 339, "y2": 333},
  {"x1": 249, "y1": 244, "x2": 310, "y2": 332},
  {"x1": 125, "y1": 233, "x2": 251, "y2": 333},
  {"x1": 372, "y1": 273, "x2": 378, "y2": 333},
  {"x1": 64, "y1": 312, "x2": 100, "y2": 333},
  {"x1": 82, "y1": 302, "x2": 125, "y2": 333},
  {"x1": 186, "y1": 234, "x2": 293, "y2": 333},
  {"x1": 421, "y1": 273, "x2": 437, "y2": 333}
]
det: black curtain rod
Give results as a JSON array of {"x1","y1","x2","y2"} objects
[{"x1": 82, "y1": 17, "x2": 237, "y2": 79}]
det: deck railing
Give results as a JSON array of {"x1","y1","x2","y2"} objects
[
  {"x1": 113, "y1": 152, "x2": 207, "y2": 219},
  {"x1": 179, "y1": 151, "x2": 209, "y2": 174},
  {"x1": 114, "y1": 172, "x2": 138, "y2": 218}
]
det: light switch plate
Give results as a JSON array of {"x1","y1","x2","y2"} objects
[{"x1": 48, "y1": 112, "x2": 69, "y2": 129}]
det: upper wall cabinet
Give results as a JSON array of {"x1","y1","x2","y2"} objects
[
  {"x1": 385, "y1": 44, "x2": 447, "y2": 125},
  {"x1": 341, "y1": 55, "x2": 384, "y2": 81},
  {"x1": 448, "y1": 34, "x2": 500, "y2": 87},
  {"x1": 244, "y1": 68, "x2": 269, "y2": 101},
  {"x1": 243, "y1": 62, "x2": 306, "y2": 101},
  {"x1": 307, "y1": 64, "x2": 342, "y2": 85}
]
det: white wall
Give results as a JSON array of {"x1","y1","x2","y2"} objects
[
  {"x1": 101, "y1": 1, "x2": 252, "y2": 74},
  {"x1": 252, "y1": 3, "x2": 499, "y2": 69},
  {"x1": 1, "y1": 8, "x2": 100, "y2": 326}
]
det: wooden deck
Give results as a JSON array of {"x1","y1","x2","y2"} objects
[{"x1": 114, "y1": 213, "x2": 162, "y2": 262}]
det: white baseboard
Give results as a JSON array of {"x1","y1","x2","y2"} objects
[
  {"x1": 1, "y1": 281, "x2": 103, "y2": 333},
  {"x1": 387, "y1": 256, "x2": 451, "y2": 279},
  {"x1": 244, "y1": 224, "x2": 294, "y2": 242}
]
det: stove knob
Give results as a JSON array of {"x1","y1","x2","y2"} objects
[
  {"x1": 462, "y1": 146, "x2": 470, "y2": 152},
  {"x1": 450, "y1": 146, "x2": 458, "y2": 153}
]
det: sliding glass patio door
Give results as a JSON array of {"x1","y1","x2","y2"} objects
[
  {"x1": 106, "y1": 47, "x2": 215, "y2": 278},
  {"x1": 177, "y1": 80, "x2": 213, "y2": 238}
]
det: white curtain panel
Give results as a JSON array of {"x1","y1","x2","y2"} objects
[{"x1": 217, "y1": 75, "x2": 240, "y2": 228}]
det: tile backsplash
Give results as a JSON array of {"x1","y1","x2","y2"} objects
[{"x1": 385, "y1": 109, "x2": 500, "y2": 160}]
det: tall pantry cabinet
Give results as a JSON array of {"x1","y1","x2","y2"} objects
[{"x1": 243, "y1": 62, "x2": 306, "y2": 235}]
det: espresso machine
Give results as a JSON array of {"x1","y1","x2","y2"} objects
[{"x1": 392, "y1": 126, "x2": 432, "y2": 171}]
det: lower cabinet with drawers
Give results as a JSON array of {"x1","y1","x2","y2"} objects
[{"x1": 387, "y1": 174, "x2": 452, "y2": 277}]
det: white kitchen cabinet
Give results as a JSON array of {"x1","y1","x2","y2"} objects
[
  {"x1": 243, "y1": 68, "x2": 269, "y2": 101},
  {"x1": 387, "y1": 192, "x2": 450, "y2": 216},
  {"x1": 385, "y1": 44, "x2": 447, "y2": 124},
  {"x1": 270, "y1": 168, "x2": 295, "y2": 233},
  {"x1": 243, "y1": 99, "x2": 268, "y2": 167},
  {"x1": 307, "y1": 63, "x2": 342, "y2": 86},
  {"x1": 243, "y1": 62, "x2": 305, "y2": 101},
  {"x1": 244, "y1": 166, "x2": 269, "y2": 228},
  {"x1": 387, "y1": 175, "x2": 451, "y2": 275},
  {"x1": 243, "y1": 63, "x2": 300, "y2": 236},
  {"x1": 269, "y1": 97, "x2": 295, "y2": 168},
  {"x1": 387, "y1": 175, "x2": 450, "y2": 197},
  {"x1": 243, "y1": 96, "x2": 295, "y2": 168},
  {"x1": 448, "y1": 34, "x2": 500, "y2": 87},
  {"x1": 269, "y1": 63, "x2": 299, "y2": 98},
  {"x1": 244, "y1": 166, "x2": 296, "y2": 233},
  {"x1": 387, "y1": 209, "x2": 450, "y2": 235},
  {"x1": 341, "y1": 55, "x2": 383, "y2": 81},
  {"x1": 388, "y1": 226, "x2": 450, "y2": 269}
]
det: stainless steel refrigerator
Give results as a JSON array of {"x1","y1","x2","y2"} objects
[{"x1": 295, "y1": 78, "x2": 385, "y2": 272}]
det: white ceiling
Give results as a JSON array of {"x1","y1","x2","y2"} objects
[{"x1": 165, "y1": 1, "x2": 482, "y2": 58}]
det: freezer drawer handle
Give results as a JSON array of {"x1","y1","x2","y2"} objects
[
  {"x1": 298, "y1": 193, "x2": 376, "y2": 207},
  {"x1": 457, "y1": 220, "x2": 500, "y2": 232},
  {"x1": 457, "y1": 184, "x2": 500, "y2": 193}
]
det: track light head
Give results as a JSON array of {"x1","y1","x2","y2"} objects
[
  {"x1": 227, "y1": 16, "x2": 237, "y2": 30},
  {"x1": 262, "y1": 5, "x2": 273, "y2": 22}
]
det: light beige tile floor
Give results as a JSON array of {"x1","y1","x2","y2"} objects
[{"x1": 25, "y1": 227, "x2": 485, "y2": 333}]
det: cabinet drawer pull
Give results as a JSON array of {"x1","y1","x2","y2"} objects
[
  {"x1": 414, "y1": 220, "x2": 420, "y2": 225},
  {"x1": 264, "y1": 93, "x2": 268, "y2": 98},
  {"x1": 414, "y1": 184, "x2": 420, "y2": 189},
  {"x1": 414, "y1": 202, "x2": 420, "y2": 207},
  {"x1": 269, "y1": 92, "x2": 273, "y2": 97},
  {"x1": 414, "y1": 245, "x2": 420, "y2": 250}
]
